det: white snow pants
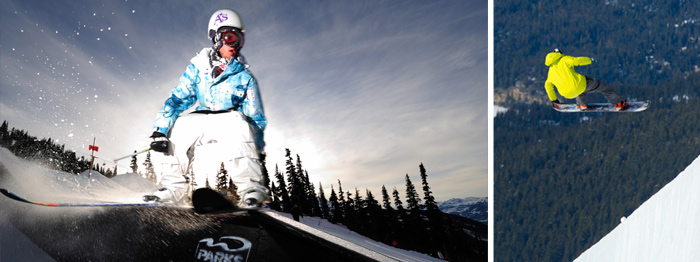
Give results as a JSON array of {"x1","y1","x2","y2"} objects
[{"x1": 160, "y1": 111, "x2": 267, "y2": 202}]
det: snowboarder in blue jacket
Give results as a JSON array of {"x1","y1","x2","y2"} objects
[{"x1": 146, "y1": 9, "x2": 269, "y2": 206}]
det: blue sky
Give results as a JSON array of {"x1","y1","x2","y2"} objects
[{"x1": 0, "y1": 0, "x2": 488, "y2": 201}]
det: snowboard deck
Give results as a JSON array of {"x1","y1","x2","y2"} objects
[{"x1": 553, "y1": 100, "x2": 650, "y2": 113}]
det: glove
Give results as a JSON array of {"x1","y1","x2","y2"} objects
[
  {"x1": 591, "y1": 58, "x2": 598, "y2": 63},
  {"x1": 150, "y1": 132, "x2": 171, "y2": 154}
]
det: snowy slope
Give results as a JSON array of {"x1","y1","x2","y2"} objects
[
  {"x1": 111, "y1": 173, "x2": 160, "y2": 193},
  {"x1": 0, "y1": 147, "x2": 442, "y2": 261},
  {"x1": 0, "y1": 147, "x2": 152, "y2": 204},
  {"x1": 438, "y1": 197, "x2": 488, "y2": 224},
  {"x1": 574, "y1": 154, "x2": 700, "y2": 262}
]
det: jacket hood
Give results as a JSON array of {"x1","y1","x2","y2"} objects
[{"x1": 545, "y1": 52, "x2": 564, "y2": 66}]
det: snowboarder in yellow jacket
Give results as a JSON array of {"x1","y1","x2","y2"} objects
[{"x1": 544, "y1": 49, "x2": 626, "y2": 110}]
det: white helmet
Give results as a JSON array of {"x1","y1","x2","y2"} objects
[{"x1": 208, "y1": 9, "x2": 244, "y2": 44}]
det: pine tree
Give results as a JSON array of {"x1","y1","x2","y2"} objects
[
  {"x1": 143, "y1": 151, "x2": 157, "y2": 183},
  {"x1": 302, "y1": 170, "x2": 320, "y2": 216},
  {"x1": 365, "y1": 189, "x2": 385, "y2": 240},
  {"x1": 404, "y1": 173, "x2": 427, "y2": 252},
  {"x1": 337, "y1": 179, "x2": 346, "y2": 208},
  {"x1": 285, "y1": 149, "x2": 303, "y2": 209},
  {"x1": 103, "y1": 166, "x2": 114, "y2": 178},
  {"x1": 274, "y1": 164, "x2": 291, "y2": 212},
  {"x1": 63, "y1": 148, "x2": 79, "y2": 174},
  {"x1": 129, "y1": 151, "x2": 139, "y2": 174},
  {"x1": 343, "y1": 188, "x2": 358, "y2": 231},
  {"x1": 404, "y1": 174, "x2": 421, "y2": 212},
  {"x1": 354, "y1": 188, "x2": 366, "y2": 232},
  {"x1": 365, "y1": 189, "x2": 380, "y2": 211},
  {"x1": 381, "y1": 185, "x2": 393, "y2": 210},
  {"x1": 392, "y1": 187, "x2": 406, "y2": 221},
  {"x1": 79, "y1": 156, "x2": 90, "y2": 174},
  {"x1": 189, "y1": 168, "x2": 197, "y2": 188},
  {"x1": 420, "y1": 163, "x2": 439, "y2": 213},
  {"x1": 0, "y1": 121, "x2": 9, "y2": 145},
  {"x1": 269, "y1": 181, "x2": 281, "y2": 211},
  {"x1": 319, "y1": 182, "x2": 330, "y2": 219},
  {"x1": 216, "y1": 162, "x2": 229, "y2": 194},
  {"x1": 419, "y1": 163, "x2": 443, "y2": 254},
  {"x1": 336, "y1": 180, "x2": 348, "y2": 223},
  {"x1": 354, "y1": 188, "x2": 365, "y2": 213},
  {"x1": 328, "y1": 186, "x2": 342, "y2": 224},
  {"x1": 392, "y1": 187, "x2": 408, "y2": 249}
]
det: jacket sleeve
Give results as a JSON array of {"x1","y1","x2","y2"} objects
[
  {"x1": 153, "y1": 64, "x2": 199, "y2": 135},
  {"x1": 240, "y1": 76, "x2": 267, "y2": 149},
  {"x1": 570, "y1": 56, "x2": 592, "y2": 66},
  {"x1": 544, "y1": 81, "x2": 558, "y2": 101}
]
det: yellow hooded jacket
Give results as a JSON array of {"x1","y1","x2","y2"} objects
[{"x1": 544, "y1": 52, "x2": 592, "y2": 101}]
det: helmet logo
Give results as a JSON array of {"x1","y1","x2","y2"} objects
[{"x1": 214, "y1": 12, "x2": 229, "y2": 26}]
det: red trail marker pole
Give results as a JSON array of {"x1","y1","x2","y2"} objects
[{"x1": 88, "y1": 137, "x2": 99, "y2": 179}]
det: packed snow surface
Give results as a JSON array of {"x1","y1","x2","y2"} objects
[{"x1": 574, "y1": 154, "x2": 700, "y2": 262}]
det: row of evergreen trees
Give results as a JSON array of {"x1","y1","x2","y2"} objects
[
  {"x1": 0, "y1": 121, "x2": 156, "y2": 181},
  {"x1": 0, "y1": 121, "x2": 486, "y2": 261},
  {"x1": 0, "y1": 120, "x2": 153, "y2": 179},
  {"x1": 0, "y1": 121, "x2": 96, "y2": 175},
  {"x1": 259, "y1": 148, "x2": 485, "y2": 260}
]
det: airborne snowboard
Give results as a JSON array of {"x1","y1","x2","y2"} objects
[{"x1": 553, "y1": 100, "x2": 650, "y2": 113}]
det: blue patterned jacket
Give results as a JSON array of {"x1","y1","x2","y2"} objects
[{"x1": 153, "y1": 48, "x2": 266, "y2": 147}]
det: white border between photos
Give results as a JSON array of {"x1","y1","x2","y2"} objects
[{"x1": 487, "y1": 0, "x2": 494, "y2": 261}]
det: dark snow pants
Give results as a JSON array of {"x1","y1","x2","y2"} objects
[{"x1": 576, "y1": 76, "x2": 624, "y2": 105}]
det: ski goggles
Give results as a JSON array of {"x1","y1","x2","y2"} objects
[{"x1": 220, "y1": 30, "x2": 244, "y2": 49}]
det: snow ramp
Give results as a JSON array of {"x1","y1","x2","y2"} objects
[
  {"x1": 1, "y1": 147, "x2": 442, "y2": 261},
  {"x1": 574, "y1": 154, "x2": 700, "y2": 262}
]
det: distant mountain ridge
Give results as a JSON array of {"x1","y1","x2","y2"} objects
[{"x1": 438, "y1": 197, "x2": 488, "y2": 224}]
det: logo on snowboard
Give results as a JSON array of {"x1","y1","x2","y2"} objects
[{"x1": 195, "y1": 236, "x2": 251, "y2": 262}]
